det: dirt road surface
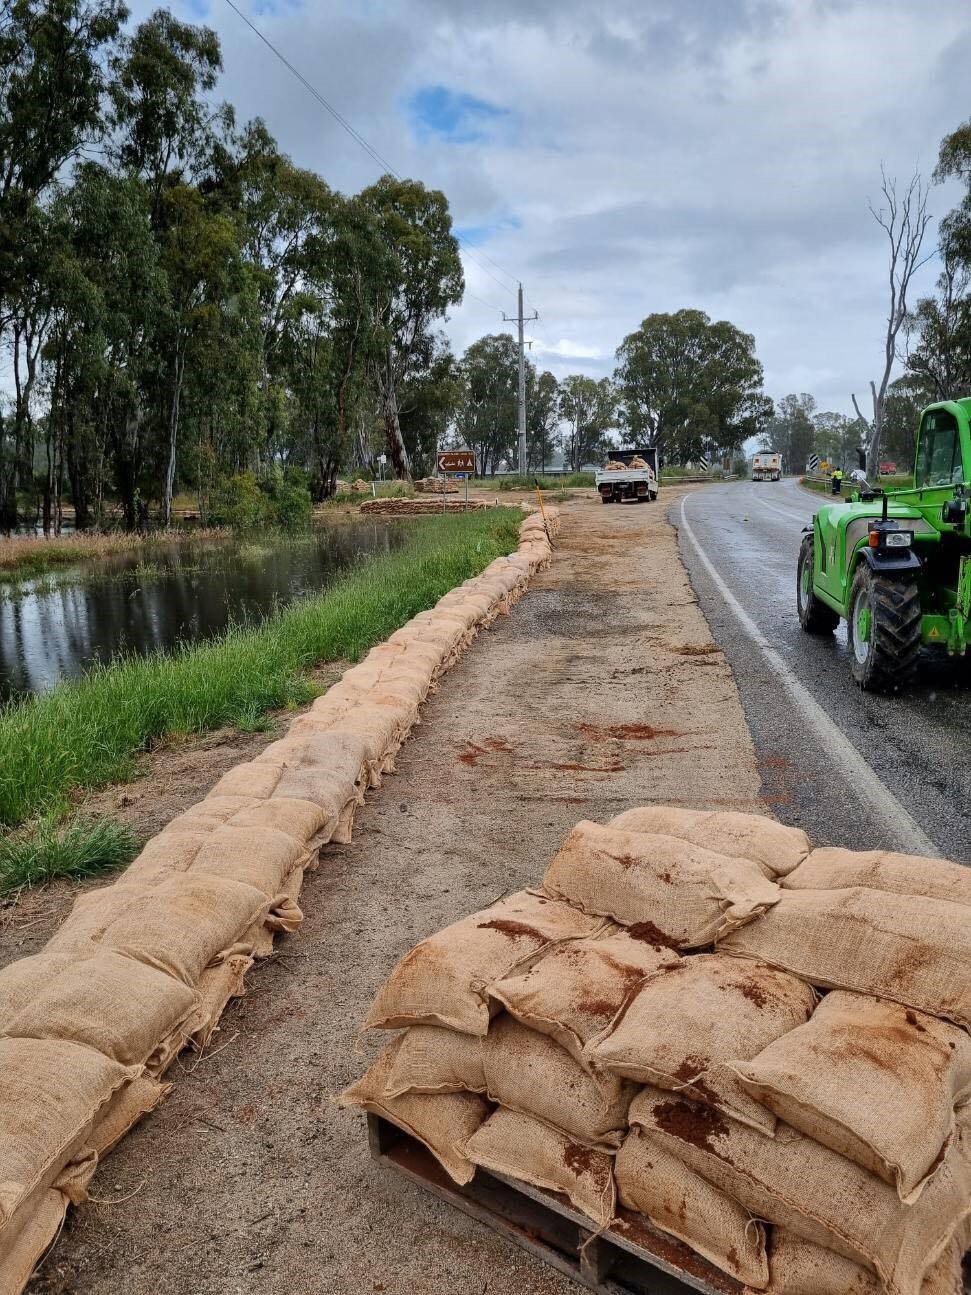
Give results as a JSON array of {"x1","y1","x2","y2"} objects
[{"x1": 29, "y1": 489, "x2": 769, "y2": 1295}]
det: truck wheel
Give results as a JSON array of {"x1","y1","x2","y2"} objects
[
  {"x1": 601, "y1": 494, "x2": 612, "y2": 504},
  {"x1": 797, "y1": 535, "x2": 839, "y2": 635},
  {"x1": 847, "y1": 565, "x2": 921, "y2": 692}
]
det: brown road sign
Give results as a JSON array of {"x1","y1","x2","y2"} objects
[{"x1": 438, "y1": 451, "x2": 476, "y2": 475}]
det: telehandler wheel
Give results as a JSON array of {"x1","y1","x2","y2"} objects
[
  {"x1": 846, "y1": 565, "x2": 921, "y2": 692},
  {"x1": 797, "y1": 535, "x2": 839, "y2": 635}
]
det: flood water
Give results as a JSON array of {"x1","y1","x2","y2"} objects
[{"x1": 0, "y1": 521, "x2": 410, "y2": 701}]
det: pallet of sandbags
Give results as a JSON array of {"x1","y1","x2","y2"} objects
[
  {"x1": 340, "y1": 807, "x2": 971, "y2": 1295},
  {"x1": 414, "y1": 477, "x2": 459, "y2": 494}
]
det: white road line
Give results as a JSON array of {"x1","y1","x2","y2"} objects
[{"x1": 679, "y1": 495, "x2": 940, "y2": 856}]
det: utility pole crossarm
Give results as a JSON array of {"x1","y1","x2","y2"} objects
[{"x1": 503, "y1": 283, "x2": 539, "y2": 475}]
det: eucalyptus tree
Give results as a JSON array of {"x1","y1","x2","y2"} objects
[
  {"x1": 558, "y1": 374, "x2": 615, "y2": 471},
  {"x1": 456, "y1": 333, "x2": 520, "y2": 476},
  {"x1": 358, "y1": 175, "x2": 464, "y2": 478},
  {"x1": 615, "y1": 309, "x2": 771, "y2": 463}
]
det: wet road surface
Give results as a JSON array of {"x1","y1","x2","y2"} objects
[{"x1": 674, "y1": 477, "x2": 971, "y2": 860}]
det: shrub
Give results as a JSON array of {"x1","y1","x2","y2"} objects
[{"x1": 209, "y1": 471, "x2": 271, "y2": 529}]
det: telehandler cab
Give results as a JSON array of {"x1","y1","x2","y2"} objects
[{"x1": 797, "y1": 399, "x2": 971, "y2": 691}]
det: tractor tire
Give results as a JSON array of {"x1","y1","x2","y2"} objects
[
  {"x1": 797, "y1": 534, "x2": 839, "y2": 635},
  {"x1": 847, "y1": 565, "x2": 921, "y2": 692}
]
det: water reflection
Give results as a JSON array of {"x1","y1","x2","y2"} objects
[{"x1": 0, "y1": 522, "x2": 409, "y2": 700}]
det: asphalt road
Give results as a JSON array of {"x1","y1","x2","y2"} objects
[{"x1": 674, "y1": 477, "x2": 971, "y2": 861}]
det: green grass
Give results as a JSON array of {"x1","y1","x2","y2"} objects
[
  {"x1": 0, "y1": 816, "x2": 139, "y2": 893},
  {"x1": 0, "y1": 508, "x2": 523, "y2": 829}
]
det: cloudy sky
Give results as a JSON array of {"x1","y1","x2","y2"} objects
[{"x1": 137, "y1": 0, "x2": 967, "y2": 416}]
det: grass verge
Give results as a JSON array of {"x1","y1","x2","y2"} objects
[
  {"x1": 0, "y1": 817, "x2": 139, "y2": 893},
  {"x1": 0, "y1": 508, "x2": 523, "y2": 830}
]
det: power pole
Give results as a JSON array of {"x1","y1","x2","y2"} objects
[{"x1": 503, "y1": 283, "x2": 538, "y2": 475}]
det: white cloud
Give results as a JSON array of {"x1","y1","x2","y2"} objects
[{"x1": 134, "y1": 0, "x2": 970, "y2": 412}]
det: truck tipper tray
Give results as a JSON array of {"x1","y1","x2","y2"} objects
[{"x1": 366, "y1": 1113, "x2": 745, "y2": 1295}]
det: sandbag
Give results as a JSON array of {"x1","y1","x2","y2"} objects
[
  {"x1": 733, "y1": 990, "x2": 971, "y2": 1200},
  {"x1": 543, "y1": 821, "x2": 781, "y2": 948},
  {"x1": 0, "y1": 1188, "x2": 68, "y2": 1295},
  {"x1": 488, "y1": 925, "x2": 680, "y2": 1071},
  {"x1": 0, "y1": 1037, "x2": 138, "y2": 1236},
  {"x1": 782, "y1": 847, "x2": 971, "y2": 907},
  {"x1": 755, "y1": 1231, "x2": 881, "y2": 1295},
  {"x1": 384, "y1": 1025, "x2": 486, "y2": 1097},
  {"x1": 365, "y1": 890, "x2": 604, "y2": 1035},
  {"x1": 719, "y1": 886, "x2": 971, "y2": 1029},
  {"x1": 608, "y1": 807, "x2": 809, "y2": 877},
  {"x1": 336, "y1": 1038, "x2": 489, "y2": 1184},
  {"x1": 47, "y1": 874, "x2": 270, "y2": 987},
  {"x1": 753, "y1": 1233, "x2": 967, "y2": 1295},
  {"x1": 482, "y1": 1015, "x2": 635, "y2": 1148},
  {"x1": 0, "y1": 949, "x2": 198, "y2": 1067},
  {"x1": 590, "y1": 953, "x2": 815, "y2": 1134},
  {"x1": 467, "y1": 1108, "x2": 616, "y2": 1227},
  {"x1": 616, "y1": 1127, "x2": 769, "y2": 1288},
  {"x1": 628, "y1": 1087, "x2": 971, "y2": 1295}
]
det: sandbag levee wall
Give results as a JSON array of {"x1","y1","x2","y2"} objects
[{"x1": 0, "y1": 507, "x2": 561, "y2": 1295}]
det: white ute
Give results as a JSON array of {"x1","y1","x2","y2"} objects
[{"x1": 596, "y1": 448, "x2": 659, "y2": 504}]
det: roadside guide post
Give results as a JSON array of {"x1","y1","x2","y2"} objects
[{"x1": 437, "y1": 451, "x2": 477, "y2": 516}]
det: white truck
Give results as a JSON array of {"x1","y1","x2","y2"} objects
[
  {"x1": 752, "y1": 452, "x2": 782, "y2": 482},
  {"x1": 596, "y1": 448, "x2": 659, "y2": 504}
]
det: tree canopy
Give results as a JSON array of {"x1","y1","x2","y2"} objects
[{"x1": 614, "y1": 309, "x2": 772, "y2": 463}]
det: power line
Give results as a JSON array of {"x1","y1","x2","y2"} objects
[{"x1": 221, "y1": 0, "x2": 523, "y2": 303}]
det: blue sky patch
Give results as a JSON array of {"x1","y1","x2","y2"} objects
[{"x1": 407, "y1": 85, "x2": 511, "y2": 144}]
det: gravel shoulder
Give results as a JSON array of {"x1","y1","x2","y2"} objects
[{"x1": 29, "y1": 489, "x2": 768, "y2": 1295}]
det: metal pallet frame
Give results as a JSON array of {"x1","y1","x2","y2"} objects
[{"x1": 367, "y1": 1114, "x2": 743, "y2": 1295}]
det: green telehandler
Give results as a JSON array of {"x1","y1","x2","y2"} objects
[{"x1": 797, "y1": 398, "x2": 971, "y2": 691}]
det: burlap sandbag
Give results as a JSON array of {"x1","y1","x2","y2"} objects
[
  {"x1": 616, "y1": 1126, "x2": 769, "y2": 1288},
  {"x1": 337, "y1": 1038, "x2": 490, "y2": 1184},
  {"x1": 733, "y1": 990, "x2": 971, "y2": 1200},
  {"x1": 365, "y1": 890, "x2": 605, "y2": 1035},
  {"x1": 543, "y1": 821, "x2": 781, "y2": 949},
  {"x1": 47, "y1": 874, "x2": 270, "y2": 986},
  {"x1": 482, "y1": 1015, "x2": 635, "y2": 1148},
  {"x1": 488, "y1": 925, "x2": 680, "y2": 1071},
  {"x1": 782, "y1": 847, "x2": 971, "y2": 908},
  {"x1": 86, "y1": 1074, "x2": 169, "y2": 1157},
  {"x1": 753, "y1": 1232, "x2": 966, "y2": 1295},
  {"x1": 608, "y1": 807, "x2": 810, "y2": 878},
  {"x1": 719, "y1": 886, "x2": 971, "y2": 1029},
  {"x1": 467, "y1": 1108, "x2": 616, "y2": 1227},
  {"x1": 0, "y1": 1037, "x2": 139, "y2": 1239},
  {"x1": 0, "y1": 1188, "x2": 68, "y2": 1295},
  {"x1": 590, "y1": 953, "x2": 815, "y2": 1134},
  {"x1": 384, "y1": 1025, "x2": 486, "y2": 1096},
  {"x1": 0, "y1": 949, "x2": 198, "y2": 1067},
  {"x1": 124, "y1": 823, "x2": 306, "y2": 896},
  {"x1": 628, "y1": 1087, "x2": 971, "y2": 1295}
]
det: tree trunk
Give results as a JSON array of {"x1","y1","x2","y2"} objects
[
  {"x1": 162, "y1": 352, "x2": 185, "y2": 527},
  {"x1": 381, "y1": 360, "x2": 411, "y2": 479}
]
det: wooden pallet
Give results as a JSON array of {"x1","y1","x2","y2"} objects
[
  {"x1": 368, "y1": 1116, "x2": 971, "y2": 1295},
  {"x1": 367, "y1": 1114, "x2": 745, "y2": 1295}
]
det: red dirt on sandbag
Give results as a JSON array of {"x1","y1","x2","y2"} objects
[
  {"x1": 476, "y1": 919, "x2": 544, "y2": 941},
  {"x1": 652, "y1": 1098, "x2": 729, "y2": 1154},
  {"x1": 626, "y1": 921, "x2": 680, "y2": 950}
]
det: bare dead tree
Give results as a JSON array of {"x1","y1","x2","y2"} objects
[{"x1": 852, "y1": 167, "x2": 933, "y2": 476}]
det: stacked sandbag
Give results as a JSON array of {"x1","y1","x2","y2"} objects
[
  {"x1": 0, "y1": 508, "x2": 560, "y2": 1295},
  {"x1": 413, "y1": 476, "x2": 458, "y2": 494},
  {"x1": 359, "y1": 498, "x2": 492, "y2": 515},
  {"x1": 344, "y1": 897, "x2": 671, "y2": 1227},
  {"x1": 343, "y1": 811, "x2": 971, "y2": 1294}
]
